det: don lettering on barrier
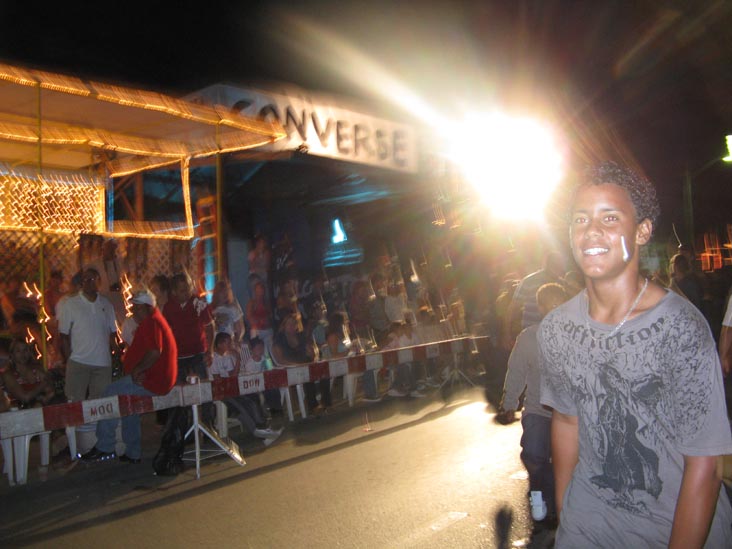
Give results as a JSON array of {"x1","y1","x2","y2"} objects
[
  {"x1": 83, "y1": 397, "x2": 120, "y2": 423},
  {"x1": 238, "y1": 373, "x2": 264, "y2": 395}
]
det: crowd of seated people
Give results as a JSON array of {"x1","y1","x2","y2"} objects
[{"x1": 0, "y1": 237, "x2": 465, "y2": 482}]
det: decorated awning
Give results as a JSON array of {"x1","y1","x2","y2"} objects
[
  {"x1": 0, "y1": 62, "x2": 285, "y2": 177},
  {"x1": 0, "y1": 62, "x2": 286, "y2": 239}
]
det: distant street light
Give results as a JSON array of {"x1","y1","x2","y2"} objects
[{"x1": 683, "y1": 135, "x2": 731, "y2": 247}]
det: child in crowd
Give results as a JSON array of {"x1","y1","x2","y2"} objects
[
  {"x1": 210, "y1": 333, "x2": 281, "y2": 444},
  {"x1": 242, "y1": 336, "x2": 282, "y2": 415}
]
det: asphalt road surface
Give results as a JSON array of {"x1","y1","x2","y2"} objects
[{"x1": 1, "y1": 385, "x2": 556, "y2": 548}]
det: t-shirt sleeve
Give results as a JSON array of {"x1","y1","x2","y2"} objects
[
  {"x1": 539, "y1": 317, "x2": 577, "y2": 416},
  {"x1": 57, "y1": 299, "x2": 71, "y2": 335},
  {"x1": 667, "y1": 305, "x2": 732, "y2": 456}
]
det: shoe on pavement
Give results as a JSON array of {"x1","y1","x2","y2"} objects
[
  {"x1": 262, "y1": 428, "x2": 283, "y2": 446},
  {"x1": 118, "y1": 454, "x2": 142, "y2": 464},
  {"x1": 79, "y1": 447, "x2": 116, "y2": 462},
  {"x1": 530, "y1": 491, "x2": 548, "y2": 521},
  {"x1": 387, "y1": 388, "x2": 407, "y2": 397},
  {"x1": 409, "y1": 390, "x2": 427, "y2": 398},
  {"x1": 253, "y1": 428, "x2": 273, "y2": 439}
]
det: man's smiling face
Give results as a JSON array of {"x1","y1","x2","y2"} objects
[{"x1": 570, "y1": 183, "x2": 651, "y2": 282}]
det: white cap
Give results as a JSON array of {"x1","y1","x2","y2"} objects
[{"x1": 130, "y1": 289, "x2": 155, "y2": 307}]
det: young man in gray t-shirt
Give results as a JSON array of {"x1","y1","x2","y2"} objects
[{"x1": 540, "y1": 161, "x2": 732, "y2": 547}]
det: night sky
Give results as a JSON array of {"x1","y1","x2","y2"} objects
[{"x1": 1, "y1": 1, "x2": 731, "y2": 242}]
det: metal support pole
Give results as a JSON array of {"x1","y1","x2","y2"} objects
[
  {"x1": 36, "y1": 83, "x2": 48, "y2": 369},
  {"x1": 215, "y1": 124, "x2": 223, "y2": 280},
  {"x1": 683, "y1": 168, "x2": 694, "y2": 249}
]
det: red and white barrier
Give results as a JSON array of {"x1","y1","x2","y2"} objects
[{"x1": 0, "y1": 337, "x2": 475, "y2": 440}]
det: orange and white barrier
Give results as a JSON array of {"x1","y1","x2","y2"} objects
[
  {"x1": 0, "y1": 337, "x2": 474, "y2": 440},
  {"x1": 0, "y1": 337, "x2": 480, "y2": 484}
]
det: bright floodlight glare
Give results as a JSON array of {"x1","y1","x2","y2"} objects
[
  {"x1": 449, "y1": 112, "x2": 563, "y2": 220},
  {"x1": 724, "y1": 135, "x2": 732, "y2": 162}
]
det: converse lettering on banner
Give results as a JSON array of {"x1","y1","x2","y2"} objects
[
  {"x1": 188, "y1": 84, "x2": 418, "y2": 173},
  {"x1": 83, "y1": 397, "x2": 120, "y2": 423},
  {"x1": 238, "y1": 373, "x2": 265, "y2": 395}
]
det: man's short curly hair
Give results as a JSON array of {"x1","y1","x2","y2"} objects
[{"x1": 575, "y1": 161, "x2": 661, "y2": 226}]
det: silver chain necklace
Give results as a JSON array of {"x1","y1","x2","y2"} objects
[{"x1": 584, "y1": 278, "x2": 648, "y2": 341}]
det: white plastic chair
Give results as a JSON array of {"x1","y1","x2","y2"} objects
[{"x1": 12, "y1": 431, "x2": 50, "y2": 485}]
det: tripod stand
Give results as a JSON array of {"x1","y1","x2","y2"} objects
[
  {"x1": 182, "y1": 403, "x2": 246, "y2": 479},
  {"x1": 439, "y1": 349, "x2": 479, "y2": 392}
]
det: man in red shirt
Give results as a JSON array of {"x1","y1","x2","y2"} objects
[
  {"x1": 162, "y1": 273, "x2": 214, "y2": 424},
  {"x1": 81, "y1": 289, "x2": 177, "y2": 464},
  {"x1": 162, "y1": 273, "x2": 213, "y2": 382}
]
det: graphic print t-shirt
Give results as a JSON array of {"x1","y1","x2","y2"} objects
[{"x1": 540, "y1": 290, "x2": 732, "y2": 548}]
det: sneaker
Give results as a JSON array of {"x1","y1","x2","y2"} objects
[
  {"x1": 530, "y1": 491, "x2": 548, "y2": 521},
  {"x1": 425, "y1": 377, "x2": 441, "y2": 388},
  {"x1": 118, "y1": 454, "x2": 142, "y2": 464},
  {"x1": 262, "y1": 428, "x2": 283, "y2": 446},
  {"x1": 361, "y1": 395, "x2": 382, "y2": 403},
  {"x1": 387, "y1": 388, "x2": 407, "y2": 397},
  {"x1": 409, "y1": 390, "x2": 427, "y2": 398},
  {"x1": 253, "y1": 428, "x2": 273, "y2": 439},
  {"x1": 79, "y1": 447, "x2": 116, "y2": 462}
]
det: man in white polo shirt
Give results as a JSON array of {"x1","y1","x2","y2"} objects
[{"x1": 58, "y1": 267, "x2": 119, "y2": 402}]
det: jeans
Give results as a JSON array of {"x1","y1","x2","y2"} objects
[
  {"x1": 225, "y1": 395, "x2": 265, "y2": 434},
  {"x1": 520, "y1": 413, "x2": 555, "y2": 513},
  {"x1": 95, "y1": 375, "x2": 154, "y2": 459}
]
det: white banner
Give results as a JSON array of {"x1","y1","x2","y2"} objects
[{"x1": 189, "y1": 84, "x2": 418, "y2": 173}]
